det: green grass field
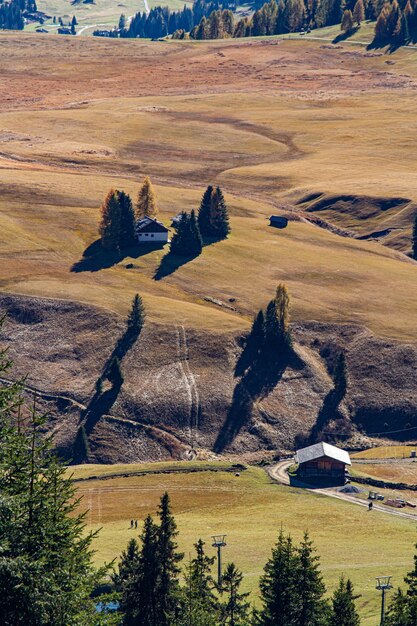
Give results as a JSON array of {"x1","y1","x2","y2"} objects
[
  {"x1": 75, "y1": 463, "x2": 417, "y2": 625},
  {"x1": 353, "y1": 446, "x2": 417, "y2": 460}
]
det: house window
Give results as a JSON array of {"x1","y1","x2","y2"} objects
[{"x1": 151, "y1": 234, "x2": 154, "y2": 237}]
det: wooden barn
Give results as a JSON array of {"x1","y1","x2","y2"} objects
[{"x1": 295, "y1": 442, "x2": 351, "y2": 484}]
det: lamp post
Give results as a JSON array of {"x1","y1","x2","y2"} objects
[
  {"x1": 376, "y1": 576, "x2": 393, "y2": 626},
  {"x1": 212, "y1": 534, "x2": 227, "y2": 585}
]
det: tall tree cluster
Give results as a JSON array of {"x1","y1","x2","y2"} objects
[
  {"x1": 0, "y1": 0, "x2": 36, "y2": 30},
  {"x1": 198, "y1": 185, "x2": 231, "y2": 239},
  {"x1": 191, "y1": 0, "x2": 345, "y2": 39},
  {"x1": 98, "y1": 177, "x2": 160, "y2": 252},
  {"x1": 113, "y1": 0, "x2": 235, "y2": 39},
  {"x1": 373, "y1": 0, "x2": 417, "y2": 45}
]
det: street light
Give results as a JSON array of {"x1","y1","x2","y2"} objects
[
  {"x1": 212, "y1": 534, "x2": 227, "y2": 585},
  {"x1": 376, "y1": 576, "x2": 393, "y2": 626}
]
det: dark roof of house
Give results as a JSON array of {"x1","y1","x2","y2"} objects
[
  {"x1": 295, "y1": 442, "x2": 351, "y2": 466},
  {"x1": 136, "y1": 217, "x2": 169, "y2": 234}
]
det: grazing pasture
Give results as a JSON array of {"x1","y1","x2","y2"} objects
[{"x1": 74, "y1": 463, "x2": 417, "y2": 626}]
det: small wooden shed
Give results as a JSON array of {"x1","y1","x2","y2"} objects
[
  {"x1": 269, "y1": 215, "x2": 288, "y2": 229},
  {"x1": 295, "y1": 442, "x2": 351, "y2": 484}
]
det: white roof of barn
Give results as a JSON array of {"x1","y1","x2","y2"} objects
[{"x1": 295, "y1": 442, "x2": 351, "y2": 466}]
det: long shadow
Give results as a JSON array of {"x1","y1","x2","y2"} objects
[
  {"x1": 154, "y1": 251, "x2": 200, "y2": 281},
  {"x1": 298, "y1": 386, "x2": 345, "y2": 448},
  {"x1": 214, "y1": 348, "x2": 300, "y2": 453},
  {"x1": 71, "y1": 239, "x2": 165, "y2": 273},
  {"x1": 332, "y1": 26, "x2": 359, "y2": 44},
  {"x1": 84, "y1": 383, "x2": 122, "y2": 435}
]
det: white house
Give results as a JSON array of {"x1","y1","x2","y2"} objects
[{"x1": 136, "y1": 216, "x2": 169, "y2": 244}]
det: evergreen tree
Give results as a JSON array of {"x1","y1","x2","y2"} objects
[
  {"x1": 156, "y1": 492, "x2": 184, "y2": 625},
  {"x1": 136, "y1": 176, "x2": 158, "y2": 220},
  {"x1": 117, "y1": 190, "x2": 136, "y2": 248},
  {"x1": 412, "y1": 212, "x2": 417, "y2": 259},
  {"x1": 264, "y1": 283, "x2": 292, "y2": 354},
  {"x1": 0, "y1": 340, "x2": 110, "y2": 625},
  {"x1": 72, "y1": 424, "x2": 90, "y2": 464},
  {"x1": 341, "y1": 9, "x2": 354, "y2": 31},
  {"x1": 99, "y1": 189, "x2": 121, "y2": 251},
  {"x1": 115, "y1": 516, "x2": 160, "y2": 626},
  {"x1": 107, "y1": 356, "x2": 124, "y2": 387},
  {"x1": 333, "y1": 351, "x2": 348, "y2": 399},
  {"x1": 119, "y1": 13, "x2": 126, "y2": 29},
  {"x1": 257, "y1": 531, "x2": 301, "y2": 626},
  {"x1": 170, "y1": 211, "x2": 203, "y2": 256},
  {"x1": 209, "y1": 186, "x2": 231, "y2": 239},
  {"x1": 220, "y1": 563, "x2": 251, "y2": 626},
  {"x1": 297, "y1": 532, "x2": 329, "y2": 626},
  {"x1": 330, "y1": 576, "x2": 361, "y2": 626},
  {"x1": 127, "y1": 293, "x2": 146, "y2": 336},
  {"x1": 198, "y1": 185, "x2": 214, "y2": 236},
  {"x1": 181, "y1": 539, "x2": 219, "y2": 624},
  {"x1": 352, "y1": 0, "x2": 365, "y2": 23}
]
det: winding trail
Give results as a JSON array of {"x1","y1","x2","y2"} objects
[{"x1": 268, "y1": 461, "x2": 417, "y2": 521}]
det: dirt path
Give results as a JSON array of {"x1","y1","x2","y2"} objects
[
  {"x1": 175, "y1": 324, "x2": 200, "y2": 444},
  {"x1": 268, "y1": 461, "x2": 417, "y2": 521}
]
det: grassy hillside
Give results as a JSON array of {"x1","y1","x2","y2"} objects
[{"x1": 74, "y1": 462, "x2": 417, "y2": 626}]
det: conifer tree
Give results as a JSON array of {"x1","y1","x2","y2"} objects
[
  {"x1": 330, "y1": 576, "x2": 361, "y2": 626},
  {"x1": 198, "y1": 185, "x2": 214, "y2": 236},
  {"x1": 257, "y1": 531, "x2": 301, "y2": 626},
  {"x1": 156, "y1": 492, "x2": 184, "y2": 625},
  {"x1": 352, "y1": 0, "x2": 365, "y2": 24},
  {"x1": 170, "y1": 211, "x2": 203, "y2": 256},
  {"x1": 297, "y1": 532, "x2": 329, "y2": 626},
  {"x1": 99, "y1": 189, "x2": 121, "y2": 251},
  {"x1": 117, "y1": 190, "x2": 136, "y2": 248},
  {"x1": 341, "y1": 9, "x2": 354, "y2": 31},
  {"x1": 220, "y1": 563, "x2": 251, "y2": 626},
  {"x1": 127, "y1": 293, "x2": 146, "y2": 336},
  {"x1": 107, "y1": 356, "x2": 124, "y2": 387},
  {"x1": 181, "y1": 539, "x2": 219, "y2": 624},
  {"x1": 264, "y1": 283, "x2": 292, "y2": 354},
  {"x1": 115, "y1": 516, "x2": 160, "y2": 626},
  {"x1": 0, "y1": 340, "x2": 110, "y2": 624},
  {"x1": 209, "y1": 186, "x2": 231, "y2": 239},
  {"x1": 136, "y1": 176, "x2": 158, "y2": 220},
  {"x1": 72, "y1": 424, "x2": 90, "y2": 464},
  {"x1": 412, "y1": 212, "x2": 417, "y2": 259}
]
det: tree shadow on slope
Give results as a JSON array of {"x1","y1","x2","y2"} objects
[
  {"x1": 83, "y1": 381, "x2": 123, "y2": 435},
  {"x1": 332, "y1": 26, "x2": 359, "y2": 44},
  {"x1": 71, "y1": 239, "x2": 165, "y2": 273},
  {"x1": 78, "y1": 317, "x2": 144, "y2": 444},
  {"x1": 214, "y1": 348, "x2": 302, "y2": 453},
  {"x1": 153, "y1": 251, "x2": 200, "y2": 281}
]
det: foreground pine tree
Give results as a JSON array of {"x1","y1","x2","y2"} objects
[
  {"x1": 330, "y1": 576, "x2": 361, "y2": 626},
  {"x1": 257, "y1": 531, "x2": 328, "y2": 626},
  {"x1": 99, "y1": 189, "x2": 121, "y2": 251},
  {"x1": 220, "y1": 563, "x2": 251, "y2": 626},
  {"x1": 157, "y1": 492, "x2": 184, "y2": 625},
  {"x1": 180, "y1": 539, "x2": 219, "y2": 625},
  {"x1": 136, "y1": 176, "x2": 158, "y2": 220},
  {"x1": 412, "y1": 213, "x2": 417, "y2": 260},
  {"x1": 0, "y1": 338, "x2": 112, "y2": 625}
]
